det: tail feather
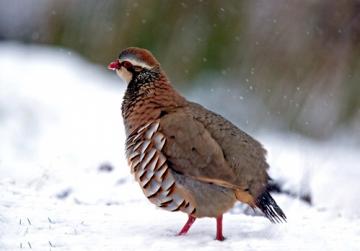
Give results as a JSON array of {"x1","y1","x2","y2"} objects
[{"x1": 256, "y1": 191, "x2": 287, "y2": 223}]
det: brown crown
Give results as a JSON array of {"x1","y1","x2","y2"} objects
[{"x1": 119, "y1": 47, "x2": 160, "y2": 67}]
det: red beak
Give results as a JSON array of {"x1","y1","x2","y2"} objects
[{"x1": 108, "y1": 59, "x2": 121, "y2": 71}]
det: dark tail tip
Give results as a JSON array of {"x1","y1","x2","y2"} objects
[{"x1": 256, "y1": 191, "x2": 287, "y2": 223}]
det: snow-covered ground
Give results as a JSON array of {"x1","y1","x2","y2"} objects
[{"x1": 0, "y1": 42, "x2": 359, "y2": 250}]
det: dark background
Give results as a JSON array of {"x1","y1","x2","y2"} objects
[{"x1": 1, "y1": 0, "x2": 360, "y2": 141}]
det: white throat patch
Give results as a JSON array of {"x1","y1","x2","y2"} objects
[
  {"x1": 116, "y1": 57, "x2": 152, "y2": 85},
  {"x1": 116, "y1": 67, "x2": 133, "y2": 84}
]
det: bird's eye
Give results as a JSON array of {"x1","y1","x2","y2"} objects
[
  {"x1": 133, "y1": 66, "x2": 143, "y2": 72},
  {"x1": 121, "y1": 61, "x2": 133, "y2": 70}
]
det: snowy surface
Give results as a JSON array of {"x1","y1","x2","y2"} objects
[{"x1": 1, "y1": 42, "x2": 360, "y2": 250}]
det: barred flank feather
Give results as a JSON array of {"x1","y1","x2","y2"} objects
[
  {"x1": 256, "y1": 191, "x2": 287, "y2": 223},
  {"x1": 126, "y1": 120, "x2": 196, "y2": 215}
]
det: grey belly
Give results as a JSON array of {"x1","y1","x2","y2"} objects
[{"x1": 172, "y1": 171, "x2": 237, "y2": 218}]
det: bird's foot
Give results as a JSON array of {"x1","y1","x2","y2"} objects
[
  {"x1": 177, "y1": 215, "x2": 196, "y2": 236},
  {"x1": 215, "y1": 234, "x2": 225, "y2": 241},
  {"x1": 215, "y1": 215, "x2": 225, "y2": 241}
]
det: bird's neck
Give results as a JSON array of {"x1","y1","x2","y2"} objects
[{"x1": 121, "y1": 73, "x2": 186, "y2": 135}]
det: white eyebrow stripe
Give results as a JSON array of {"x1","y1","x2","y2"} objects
[{"x1": 121, "y1": 58, "x2": 152, "y2": 70}]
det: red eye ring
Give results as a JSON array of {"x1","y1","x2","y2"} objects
[{"x1": 122, "y1": 61, "x2": 133, "y2": 70}]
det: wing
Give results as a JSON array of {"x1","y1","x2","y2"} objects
[
  {"x1": 160, "y1": 103, "x2": 269, "y2": 198},
  {"x1": 159, "y1": 110, "x2": 241, "y2": 187},
  {"x1": 187, "y1": 102, "x2": 270, "y2": 196}
]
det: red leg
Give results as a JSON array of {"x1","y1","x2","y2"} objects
[
  {"x1": 216, "y1": 215, "x2": 225, "y2": 241},
  {"x1": 177, "y1": 215, "x2": 196, "y2": 236}
]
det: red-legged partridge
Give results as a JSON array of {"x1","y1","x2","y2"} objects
[{"x1": 108, "y1": 47, "x2": 286, "y2": 241}]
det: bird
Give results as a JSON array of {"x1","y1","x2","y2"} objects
[{"x1": 108, "y1": 47, "x2": 286, "y2": 241}]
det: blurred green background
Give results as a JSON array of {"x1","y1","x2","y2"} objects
[{"x1": 1, "y1": 0, "x2": 359, "y2": 141}]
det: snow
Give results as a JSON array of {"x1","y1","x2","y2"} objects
[
  {"x1": 263, "y1": 134, "x2": 360, "y2": 218},
  {"x1": 1, "y1": 42, "x2": 360, "y2": 250}
]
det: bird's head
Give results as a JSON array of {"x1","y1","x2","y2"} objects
[{"x1": 108, "y1": 47, "x2": 161, "y2": 84}]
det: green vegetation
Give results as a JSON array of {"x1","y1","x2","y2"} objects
[{"x1": 2, "y1": 0, "x2": 359, "y2": 140}]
